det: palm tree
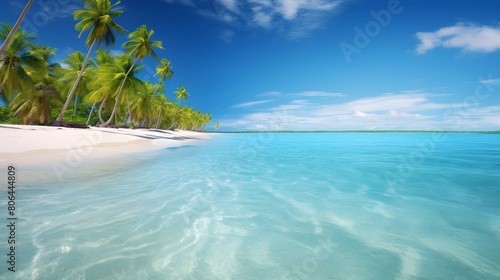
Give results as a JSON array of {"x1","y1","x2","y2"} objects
[
  {"x1": 0, "y1": 0, "x2": 34, "y2": 58},
  {"x1": 101, "y1": 24, "x2": 164, "y2": 127},
  {"x1": 150, "y1": 58, "x2": 174, "y2": 124},
  {"x1": 86, "y1": 49, "x2": 114, "y2": 124},
  {"x1": 94, "y1": 49, "x2": 114, "y2": 65},
  {"x1": 155, "y1": 58, "x2": 174, "y2": 91},
  {"x1": 151, "y1": 93, "x2": 169, "y2": 129},
  {"x1": 168, "y1": 85, "x2": 190, "y2": 129},
  {"x1": 57, "y1": 51, "x2": 93, "y2": 117},
  {"x1": 10, "y1": 74, "x2": 62, "y2": 125},
  {"x1": 0, "y1": 24, "x2": 45, "y2": 100},
  {"x1": 214, "y1": 121, "x2": 220, "y2": 130},
  {"x1": 55, "y1": 0, "x2": 126, "y2": 123},
  {"x1": 30, "y1": 44, "x2": 60, "y2": 75},
  {"x1": 130, "y1": 81, "x2": 155, "y2": 126},
  {"x1": 86, "y1": 54, "x2": 145, "y2": 126},
  {"x1": 174, "y1": 85, "x2": 190, "y2": 104}
]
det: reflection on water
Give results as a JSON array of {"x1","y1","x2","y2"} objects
[{"x1": 1, "y1": 133, "x2": 499, "y2": 280}]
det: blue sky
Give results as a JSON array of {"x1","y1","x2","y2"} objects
[{"x1": 3, "y1": 0, "x2": 500, "y2": 130}]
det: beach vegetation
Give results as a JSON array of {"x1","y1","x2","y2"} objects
[
  {"x1": 0, "y1": 0, "x2": 211, "y2": 131},
  {"x1": 55, "y1": 0, "x2": 126, "y2": 124},
  {"x1": 0, "y1": 0, "x2": 34, "y2": 58}
]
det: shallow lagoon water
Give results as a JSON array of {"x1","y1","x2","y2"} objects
[{"x1": 1, "y1": 133, "x2": 500, "y2": 279}]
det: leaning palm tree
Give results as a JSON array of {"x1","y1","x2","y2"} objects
[
  {"x1": 57, "y1": 51, "x2": 93, "y2": 117},
  {"x1": 86, "y1": 49, "x2": 114, "y2": 124},
  {"x1": 0, "y1": 0, "x2": 34, "y2": 58},
  {"x1": 0, "y1": 24, "x2": 45, "y2": 100},
  {"x1": 55, "y1": 0, "x2": 126, "y2": 123},
  {"x1": 86, "y1": 54, "x2": 145, "y2": 126},
  {"x1": 101, "y1": 24, "x2": 164, "y2": 127},
  {"x1": 174, "y1": 85, "x2": 190, "y2": 104},
  {"x1": 154, "y1": 58, "x2": 174, "y2": 92}
]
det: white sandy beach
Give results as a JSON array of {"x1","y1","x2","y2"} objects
[{"x1": 0, "y1": 124, "x2": 210, "y2": 167}]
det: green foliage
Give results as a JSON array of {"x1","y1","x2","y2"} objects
[
  {"x1": 74, "y1": 0, "x2": 126, "y2": 48},
  {"x1": 0, "y1": 1, "x2": 210, "y2": 130},
  {"x1": 0, "y1": 106, "x2": 19, "y2": 124},
  {"x1": 0, "y1": 24, "x2": 46, "y2": 99}
]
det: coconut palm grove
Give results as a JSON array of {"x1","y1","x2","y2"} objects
[{"x1": 0, "y1": 0, "x2": 211, "y2": 131}]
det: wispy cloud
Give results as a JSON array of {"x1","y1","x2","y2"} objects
[
  {"x1": 415, "y1": 22, "x2": 500, "y2": 54},
  {"x1": 164, "y1": 0, "x2": 344, "y2": 40},
  {"x1": 232, "y1": 99, "x2": 274, "y2": 108},
  {"x1": 258, "y1": 91, "x2": 282, "y2": 96},
  {"x1": 219, "y1": 28, "x2": 236, "y2": 43},
  {"x1": 480, "y1": 78, "x2": 500, "y2": 85},
  {"x1": 270, "y1": 99, "x2": 310, "y2": 111},
  {"x1": 293, "y1": 91, "x2": 345, "y2": 97},
  {"x1": 219, "y1": 91, "x2": 499, "y2": 131},
  {"x1": 314, "y1": 93, "x2": 452, "y2": 115}
]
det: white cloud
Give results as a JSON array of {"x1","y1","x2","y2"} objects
[
  {"x1": 480, "y1": 78, "x2": 500, "y2": 85},
  {"x1": 270, "y1": 99, "x2": 309, "y2": 111},
  {"x1": 218, "y1": 0, "x2": 239, "y2": 14},
  {"x1": 276, "y1": 0, "x2": 340, "y2": 20},
  {"x1": 164, "y1": 0, "x2": 344, "y2": 40},
  {"x1": 278, "y1": 0, "x2": 302, "y2": 20},
  {"x1": 219, "y1": 91, "x2": 500, "y2": 131},
  {"x1": 315, "y1": 93, "x2": 452, "y2": 116},
  {"x1": 232, "y1": 99, "x2": 273, "y2": 108},
  {"x1": 353, "y1": 110, "x2": 377, "y2": 118},
  {"x1": 252, "y1": 7, "x2": 273, "y2": 29},
  {"x1": 416, "y1": 23, "x2": 500, "y2": 54}
]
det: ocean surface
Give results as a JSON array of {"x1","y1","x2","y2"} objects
[{"x1": 1, "y1": 133, "x2": 500, "y2": 280}]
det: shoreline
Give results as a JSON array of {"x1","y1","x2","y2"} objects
[
  {"x1": 0, "y1": 124, "x2": 211, "y2": 168},
  {"x1": 210, "y1": 130, "x2": 500, "y2": 134}
]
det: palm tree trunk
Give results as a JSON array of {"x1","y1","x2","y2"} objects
[
  {"x1": 55, "y1": 39, "x2": 96, "y2": 123},
  {"x1": 86, "y1": 102, "x2": 96, "y2": 125},
  {"x1": 155, "y1": 108, "x2": 162, "y2": 129},
  {"x1": 150, "y1": 83, "x2": 163, "y2": 102},
  {"x1": 150, "y1": 107, "x2": 163, "y2": 129},
  {"x1": 0, "y1": 0, "x2": 34, "y2": 58},
  {"x1": 102, "y1": 58, "x2": 138, "y2": 127},
  {"x1": 98, "y1": 98, "x2": 108, "y2": 125},
  {"x1": 125, "y1": 92, "x2": 132, "y2": 126},
  {"x1": 74, "y1": 96, "x2": 78, "y2": 118}
]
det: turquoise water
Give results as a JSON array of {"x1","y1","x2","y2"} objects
[{"x1": 1, "y1": 133, "x2": 500, "y2": 279}]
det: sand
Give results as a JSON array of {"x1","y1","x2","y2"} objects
[{"x1": 0, "y1": 124, "x2": 211, "y2": 168}]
